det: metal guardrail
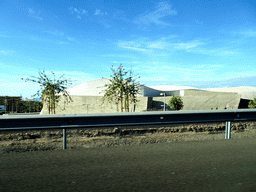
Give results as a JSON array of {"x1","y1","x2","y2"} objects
[
  {"x1": 1, "y1": 109, "x2": 256, "y2": 149},
  {"x1": 2, "y1": 112, "x2": 40, "y2": 116}
]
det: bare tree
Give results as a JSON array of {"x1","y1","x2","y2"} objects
[
  {"x1": 103, "y1": 64, "x2": 140, "y2": 112},
  {"x1": 23, "y1": 70, "x2": 73, "y2": 114}
]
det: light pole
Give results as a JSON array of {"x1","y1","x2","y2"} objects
[
  {"x1": 12, "y1": 98, "x2": 14, "y2": 114},
  {"x1": 5, "y1": 96, "x2": 7, "y2": 114},
  {"x1": 81, "y1": 104, "x2": 95, "y2": 114},
  {"x1": 160, "y1": 93, "x2": 166, "y2": 111}
]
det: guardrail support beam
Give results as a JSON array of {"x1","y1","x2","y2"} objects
[
  {"x1": 63, "y1": 128, "x2": 66, "y2": 149},
  {"x1": 225, "y1": 121, "x2": 231, "y2": 139}
]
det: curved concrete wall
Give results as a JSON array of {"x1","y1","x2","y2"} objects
[{"x1": 40, "y1": 95, "x2": 149, "y2": 115}]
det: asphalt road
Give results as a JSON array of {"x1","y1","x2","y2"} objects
[{"x1": 0, "y1": 137, "x2": 255, "y2": 192}]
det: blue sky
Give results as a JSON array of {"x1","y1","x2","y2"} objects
[{"x1": 1, "y1": 0, "x2": 256, "y2": 99}]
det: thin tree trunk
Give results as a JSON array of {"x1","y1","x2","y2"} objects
[
  {"x1": 53, "y1": 98, "x2": 56, "y2": 114},
  {"x1": 124, "y1": 97, "x2": 127, "y2": 112},
  {"x1": 126, "y1": 96, "x2": 129, "y2": 112},
  {"x1": 48, "y1": 99, "x2": 50, "y2": 114},
  {"x1": 120, "y1": 97, "x2": 123, "y2": 112}
]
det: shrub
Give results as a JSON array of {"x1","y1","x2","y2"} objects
[
  {"x1": 248, "y1": 98, "x2": 256, "y2": 109},
  {"x1": 168, "y1": 95, "x2": 184, "y2": 111}
]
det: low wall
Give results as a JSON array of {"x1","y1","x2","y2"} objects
[{"x1": 40, "y1": 96, "x2": 149, "y2": 114}]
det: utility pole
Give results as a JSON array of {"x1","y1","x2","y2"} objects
[
  {"x1": 12, "y1": 98, "x2": 13, "y2": 114},
  {"x1": 160, "y1": 93, "x2": 166, "y2": 111},
  {"x1": 5, "y1": 96, "x2": 7, "y2": 114}
]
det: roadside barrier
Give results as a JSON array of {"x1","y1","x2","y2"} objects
[{"x1": 1, "y1": 109, "x2": 256, "y2": 149}]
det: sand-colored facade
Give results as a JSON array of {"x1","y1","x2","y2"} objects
[
  {"x1": 151, "y1": 89, "x2": 241, "y2": 111},
  {"x1": 40, "y1": 95, "x2": 150, "y2": 114}
]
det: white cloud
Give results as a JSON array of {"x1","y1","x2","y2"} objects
[
  {"x1": 53, "y1": 70, "x2": 89, "y2": 77},
  {"x1": 66, "y1": 37, "x2": 73, "y2": 41},
  {"x1": 194, "y1": 20, "x2": 203, "y2": 25},
  {"x1": 116, "y1": 36, "x2": 203, "y2": 56},
  {"x1": 154, "y1": 53, "x2": 170, "y2": 57},
  {"x1": 28, "y1": 8, "x2": 35, "y2": 14},
  {"x1": 28, "y1": 8, "x2": 43, "y2": 20},
  {"x1": 101, "y1": 54, "x2": 139, "y2": 59},
  {"x1": 235, "y1": 29, "x2": 256, "y2": 37},
  {"x1": 94, "y1": 9, "x2": 107, "y2": 16},
  {"x1": 45, "y1": 30, "x2": 64, "y2": 36},
  {"x1": 35, "y1": 16, "x2": 43, "y2": 20},
  {"x1": 187, "y1": 47, "x2": 238, "y2": 56},
  {"x1": 74, "y1": 8, "x2": 80, "y2": 13},
  {"x1": 69, "y1": 7, "x2": 88, "y2": 19},
  {"x1": 218, "y1": 50, "x2": 237, "y2": 56},
  {"x1": 66, "y1": 36, "x2": 77, "y2": 42},
  {"x1": 124, "y1": 46, "x2": 149, "y2": 52},
  {"x1": 0, "y1": 33, "x2": 9, "y2": 38},
  {"x1": 115, "y1": 36, "x2": 236, "y2": 58},
  {"x1": 1, "y1": 50, "x2": 15, "y2": 55},
  {"x1": 118, "y1": 41, "x2": 141, "y2": 48},
  {"x1": 139, "y1": 64, "x2": 224, "y2": 82},
  {"x1": 116, "y1": 37, "x2": 174, "y2": 54},
  {"x1": 134, "y1": 1, "x2": 177, "y2": 26},
  {"x1": 147, "y1": 40, "x2": 170, "y2": 49},
  {"x1": 117, "y1": 41, "x2": 151, "y2": 53},
  {"x1": 111, "y1": 61, "x2": 127, "y2": 64},
  {"x1": 192, "y1": 64, "x2": 224, "y2": 69},
  {"x1": 117, "y1": 38, "x2": 172, "y2": 52},
  {"x1": 174, "y1": 64, "x2": 224, "y2": 73},
  {"x1": 57, "y1": 41, "x2": 65, "y2": 44},
  {"x1": 173, "y1": 40, "x2": 204, "y2": 50},
  {"x1": 44, "y1": 30, "x2": 79, "y2": 44}
]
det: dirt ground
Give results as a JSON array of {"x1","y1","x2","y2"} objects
[{"x1": 1, "y1": 121, "x2": 256, "y2": 154}]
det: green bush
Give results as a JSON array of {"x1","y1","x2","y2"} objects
[
  {"x1": 168, "y1": 95, "x2": 184, "y2": 111},
  {"x1": 248, "y1": 98, "x2": 256, "y2": 109}
]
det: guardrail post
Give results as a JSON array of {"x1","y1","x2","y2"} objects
[
  {"x1": 225, "y1": 121, "x2": 231, "y2": 139},
  {"x1": 63, "y1": 128, "x2": 66, "y2": 149}
]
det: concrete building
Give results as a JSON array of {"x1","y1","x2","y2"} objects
[
  {"x1": 202, "y1": 87, "x2": 256, "y2": 109},
  {"x1": 146, "y1": 86, "x2": 241, "y2": 111},
  {"x1": 39, "y1": 78, "x2": 249, "y2": 115}
]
